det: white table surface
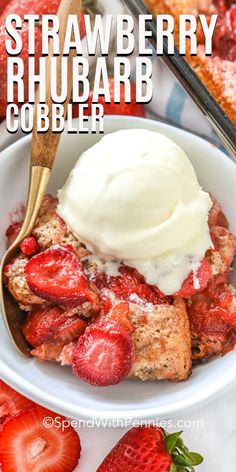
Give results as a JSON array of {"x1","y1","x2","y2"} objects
[{"x1": 75, "y1": 384, "x2": 236, "y2": 471}]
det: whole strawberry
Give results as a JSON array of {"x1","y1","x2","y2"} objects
[
  {"x1": 83, "y1": 77, "x2": 146, "y2": 117},
  {"x1": 97, "y1": 426, "x2": 203, "y2": 472}
]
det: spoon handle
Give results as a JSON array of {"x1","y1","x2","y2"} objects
[{"x1": 31, "y1": 0, "x2": 81, "y2": 168}]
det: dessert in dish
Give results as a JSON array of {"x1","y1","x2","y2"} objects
[
  {"x1": 3, "y1": 129, "x2": 236, "y2": 387},
  {"x1": 144, "y1": 0, "x2": 236, "y2": 124}
]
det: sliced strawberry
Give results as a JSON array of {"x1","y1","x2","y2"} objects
[
  {"x1": 0, "y1": 381, "x2": 35, "y2": 425},
  {"x1": 25, "y1": 246, "x2": 98, "y2": 308},
  {"x1": 5, "y1": 221, "x2": 22, "y2": 247},
  {"x1": 175, "y1": 258, "x2": 212, "y2": 298},
  {"x1": 23, "y1": 305, "x2": 87, "y2": 347},
  {"x1": 0, "y1": 406, "x2": 81, "y2": 472},
  {"x1": 19, "y1": 236, "x2": 39, "y2": 256},
  {"x1": 57, "y1": 316, "x2": 87, "y2": 343},
  {"x1": 72, "y1": 320, "x2": 135, "y2": 386},
  {"x1": 23, "y1": 306, "x2": 67, "y2": 347}
]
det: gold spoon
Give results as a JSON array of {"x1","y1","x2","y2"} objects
[{"x1": 0, "y1": 0, "x2": 81, "y2": 357}]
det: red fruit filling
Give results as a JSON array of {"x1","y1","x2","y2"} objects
[
  {"x1": 188, "y1": 272, "x2": 236, "y2": 345},
  {"x1": 19, "y1": 236, "x2": 39, "y2": 256},
  {"x1": 175, "y1": 258, "x2": 212, "y2": 298},
  {"x1": 93, "y1": 265, "x2": 171, "y2": 305},
  {"x1": 99, "y1": 297, "x2": 134, "y2": 334},
  {"x1": 5, "y1": 221, "x2": 22, "y2": 247}
]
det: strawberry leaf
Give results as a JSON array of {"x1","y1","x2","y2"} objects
[
  {"x1": 176, "y1": 467, "x2": 193, "y2": 472},
  {"x1": 189, "y1": 452, "x2": 204, "y2": 465},
  {"x1": 172, "y1": 452, "x2": 194, "y2": 471},
  {"x1": 170, "y1": 464, "x2": 178, "y2": 472},
  {"x1": 166, "y1": 432, "x2": 183, "y2": 454},
  {"x1": 173, "y1": 453, "x2": 192, "y2": 467},
  {"x1": 165, "y1": 430, "x2": 204, "y2": 470}
]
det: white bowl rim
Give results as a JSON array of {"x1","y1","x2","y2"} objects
[{"x1": 1, "y1": 355, "x2": 236, "y2": 420}]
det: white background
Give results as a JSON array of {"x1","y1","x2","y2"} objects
[{"x1": 76, "y1": 383, "x2": 236, "y2": 471}]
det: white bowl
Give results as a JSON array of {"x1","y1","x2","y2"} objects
[{"x1": 1, "y1": 116, "x2": 236, "y2": 421}]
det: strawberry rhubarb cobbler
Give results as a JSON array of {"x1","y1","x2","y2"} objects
[{"x1": 3, "y1": 130, "x2": 236, "y2": 387}]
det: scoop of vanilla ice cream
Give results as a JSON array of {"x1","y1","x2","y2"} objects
[{"x1": 57, "y1": 129, "x2": 213, "y2": 295}]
